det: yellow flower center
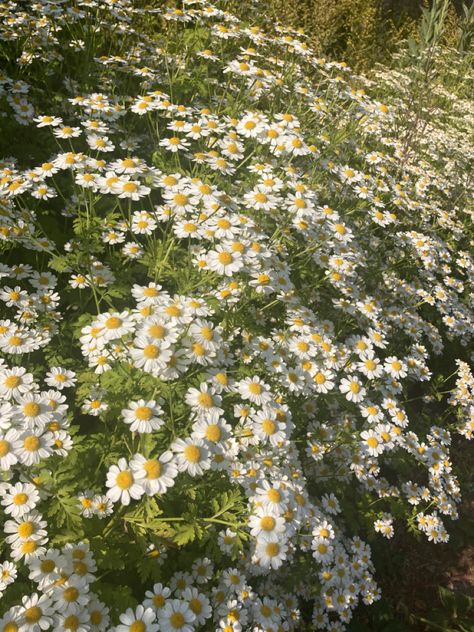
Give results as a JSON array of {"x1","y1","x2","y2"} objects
[
  {"x1": 262, "y1": 419, "x2": 276, "y2": 435},
  {"x1": 21, "y1": 540, "x2": 37, "y2": 554},
  {"x1": 23, "y1": 402, "x2": 40, "y2": 417},
  {"x1": 3, "y1": 375, "x2": 21, "y2": 388},
  {"x1": 105, "y1": 316, "x2": 122, "y2": 329},
  {"x1": 217, "y1": 251, "x2": 233, "y2": 265},
  {"x1": 64, "y1": 587, "x2": 79, "y2": 602},
  {"x1": 116, "y1": 470, "x2": 133, "y2": 489},
  {"x1": 143, "y1": 344, "x2": 159, "y2": 359},
  {"x1": 197, "y1": 393, "x2": 213, "y2": 408},
  {"x1": 200, "y1": 326, "x2": 214, "y2": 341},
  {"x1": 260, "y1": 516, "x2": 275, "y2": 531},
  {"x1": 367, "y1": 437, "x2": 379, "y2": 449},
  {"x1": 135, "y1": 406, "x2": 152, "y2": 421},
  {"x1": 13, "y1": 493, "x2": 28, "y2": 505},
  {"x1": 153, "y1": 594, "x2": 165, "y2": 608},
  {"x1": 123, "y1": 182, "x2": 138, "y2": 193},
  {"x1": 17, "y1": 521, "x2": 34, "y2": 538},
  {"x1": 166, "y1": 305, "x2": 181, "y2": 317},
  {"x1": 205, "y1": 424, "x2": 221, "y2": 442},
  {"x1": 23, "y1": 436, "x2": 40, "y2": 451},
  {"x1": 24, "y1": 607, "x2": 42, "y2": 624},
  {"x1": 173, "y1": 193, "x2": 188, "y2": 206},
  {"x1": 183, "y1": 445, "x2": 201, "y2": 463},
  {"x1": 189, "y1": 598, "x2": 202, "y2": 614},
  {"x1": 169, "y1": 613, "x2": 185, "y2": 628},
  {"x1": 267, "y1": 489, "x2": 281, "y2": 503},
  {"x1": 143, "y1": 459, "x2": 161, "y2": 479}
]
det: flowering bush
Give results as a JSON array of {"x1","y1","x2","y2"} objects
[{"x1": 0, "y1": 0, "x2": 473, "y2": 630}]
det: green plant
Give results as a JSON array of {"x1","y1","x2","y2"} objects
[{"x1": 419, "y1": 587, "x2": 474, "y2": 631}]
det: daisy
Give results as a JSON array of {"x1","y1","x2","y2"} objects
[
  {"x1": 0, "y1": 366, "x2": 33, "y2": 399},
  {"x1": 356, "y1": 354, "x2": 383, "y2": 379},
  {"x1": 251, "y1": 409, "x2": 288, "y2": 446},
  {"x1": 157, "y1": 599, "x2": 195, "y2": 632},
  {"x1": 131, "y1": 211, "x2": 157, "y2": 235},
  {"x1": 122, "y1": 400, "x2": 165, "y2": 433},
  {"x1": 312, "y1": 369, "x2": 335, "y2": 393},
  {"x1": 18, "y1": 593, "x2": 53, "y2": 631},
  {"x1": 1, "y1": 482, "x2": 40, "y2": 518},
  {"x1": 170, "y1": 571, "x2": 194, "y2": 596},
  {"x1": 360, "y1": 430, "x2": 385, "y2": 457},
  {"x1": 117, "y1": 179, "x2": 151, "y2": 200},
  {"x1": 0, "y1": 561, "x2": 17, "y2": 590},
  {"x1": 95, "y1": 311, "x2": 135, "y2": 341},
  {"x1": 160, "y1": 136, "x2": 190, "y2": 153},
  {"x1": 78, "y1": 490, "x2": 95, "y2": 518},
  {"x1": 34, "y1": 115, "x2": 62, "y2": 127},
  {"x1": 172, "y1": 437, "x2": 211, "y2": 477},
  {"x1": 384, "y1": 356, "x2": 408, "y2": 379},
  {"x1": 191, "y1": 558, "x2": 214, "y2": 585},
  {"x1": 28, "y1": 549, "x2": 63, "y2": 590},
  {"x1": 248, "y1": 506, "x2": 286, "y2": 540},
  {"x1": 255, "y1": 481, "x2": 288, "y2": 513},
  {"x1": 182, "y1": 587, "x2": 212, "y2": 626},
  {"x1": 51, "y1": 575, "x2": 90, "y2": 615},
  {"x1": 321, "y1": 493, "x2": 341, "y2": 515},
  {"x1": 130, "y1": 337, "x2": 172, "y2": 374},
  {"x1": 185, "y1": 384, "x2": 223, "y2": 417},
  {"x1": 4, "y1": 511, "x2": 48, "y2": 547},
  {"x1": 143, "y1": 583, "x2": 171, "y2": 612},
  {"x1": 129, "y1": 451, "x2": 178, "y2": 495},
  {"x1": 92, "y1": 495, "x2": 114, "y2": 518},
  {"x1": 17, "y1": 430, "x2": 54, "y2": 465},
  {"x1": 256, "y1": 538, "x2": 288, "y2": 569},
  {"x1": 183, "y1": 337, "x2": 217, "y2": 366},
  {"x1": 105, "y1": 458, "x2": 144, "y2": 505},
  {"x1": 237, "y1": 376, "x2": 272, "y2": 405},
  {"x1": 311, "y1": 538, "x2": 335, "y2": 564},
  {"x1": 82, "y1": 393, "x2": 108, "y2": 416},
  {"x1": 87, "y1": 600, "x2": 110, "y2": 631},
  {"x1": 243, "y1": 186, "x2": 279, "y2": 212},
  {"x1": 44, "y1": 367, "x2": 76, "y2": 390},
  {"x1": 0, "y1": 428, "x2": 21, "y2": 469},
  {"x1": 191, "y1": 418, "x2": 231, "y2": 446},
  {"x1": 207, "y1": 247, "x2": 244, "y2": 276},
  {"x1": 360, "y1": 403, "x2": 384, "y2": 424},
  {"x1": 53, "y1": 125, "x2": 82, "y2": 139},
  {"x1": 339, "y1": 375, "x2": 367, "y2": 403},
  {"x1": 53, "y1": 611, "x2": 91, "y2": 631},
  {"x1": 116, "y1": 605, "x2": 158, "y2": 632},
  {"x1": 86, "y1": 134, "x2": 114, "y2": 152}
]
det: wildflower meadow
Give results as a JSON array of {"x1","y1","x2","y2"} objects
[{"x1": 0, "y1": 0, "x2": 473, "y2": 630}]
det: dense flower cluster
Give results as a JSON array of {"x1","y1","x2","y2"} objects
[{"x1": 0, "y1": 0, "x2": 473, "y2": 629}]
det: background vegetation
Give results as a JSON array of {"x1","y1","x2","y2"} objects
[{"x1": 229, "y1": 0, "x2": 473, "y2": 70}]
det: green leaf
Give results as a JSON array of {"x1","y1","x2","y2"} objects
[{"x1": 172, "y1": 523, "x2": 197, "y2": 546}]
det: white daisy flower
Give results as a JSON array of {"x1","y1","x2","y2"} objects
[
  {"x1": 105, "y1": 458, "x2": 145, "y2": 505},
  {"x1": 172, "y1": 437, "x2": 211, "y2": 477},
  {"x1": 157, "y1": 599, "x2": 195, "y2": 632},
  {"x1": 122, "y1": 400, "x2": 165, "y2": 433},
  {"x1": 129, "y1": 451, "x2": 178, "y2": 495},
  {"x1": 44, "y1": 367, "x2": 76, "y2": 389},
  {"x1": 1, "y1": 482, "x2": 40, "y2": 519},
  {"x1": 116, "y1": 605, "x2": 158, "y2": 632}
]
